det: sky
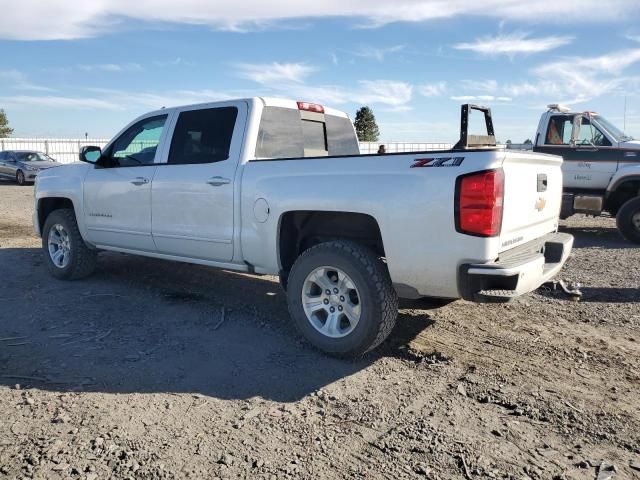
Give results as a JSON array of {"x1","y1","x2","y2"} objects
[{"x1": 1, "y1": 0, "x2": 640, "y2": 143}]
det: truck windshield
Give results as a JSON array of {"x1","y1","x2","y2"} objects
[{"x1": 593, "y1": 115, "x2": 634, "y2": 142}]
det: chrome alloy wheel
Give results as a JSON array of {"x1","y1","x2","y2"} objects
[
  {"x1": 48, "y1": 224, "x2": 71, "y2": 269},
  {"x1": 632, "y1": 211, "x2": 640, "y2": 231},
  {"x1": 301, "y1": 266, "x2": 361, "y2": 338}
]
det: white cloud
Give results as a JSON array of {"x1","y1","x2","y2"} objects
[
  {"x1": 77, "y1": 63, "x2": 143, "y2": 72},
  {"x1": 453, "y1": 32, "x2": 573, "y2": 55},
  {"x1": 418, "y1": 82, "x2": 447, "y2": 97},
  {"x1": 265, "y1": 80, "x2": 414, "y2": 110},
  {"x1": 354, "y1": 80, "x2": 413, "y2": 108},
  {"x1": 1, "y1": 88, "x2": 239, "y2": 113},
  {"x1": 627, "y1": 34, "x2": 640, "y2": 43},
  {"x1": 351, "y1": 45, "x2": 404, "y2": 62},
  {"x1": 498, "y1": 48, "x2": 640, "y2": 105},
  {"x1": 1, "y1": 0, "x2": 639, "y2": 40},
  {"x1": 0, "y1": 95, "x2": 122, "y2": 110},
  {"x1": 235, "y1": 60, "x2": 413, "y2": 110},
  {"x1": 450, "y1": 95, "x2": 512, "y2": 102},
  {"x1": 236, "y1": 62, "x2": 316, "y2": 85},
  {"x1": 0, "y1": 69, "x2": 54, "y2": 92},
  {"x1": 460, "y1": 79, "x2": 498, "y2": 93}
]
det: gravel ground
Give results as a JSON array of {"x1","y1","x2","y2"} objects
[{"x1": 0, "y1": 179, "x2": 639, "y2": 480}]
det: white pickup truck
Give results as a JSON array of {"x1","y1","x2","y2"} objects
[
  {"x1": 533, "y1": 104, "x2": 640, "y2": 243},
  {"x1": 33, "y1": 99, "x2": 573, "y2": 356}
]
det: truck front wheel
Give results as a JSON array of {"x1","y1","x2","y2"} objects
[
  {"x1": 43, "y1": 209, "x2": 97, "y2": 279},
  {"x1": 286, "y1": 240, "x2": 398, "y2": 357},
  {"x1": 616, "y1": 196, "x2": 640, "y2": 244}
]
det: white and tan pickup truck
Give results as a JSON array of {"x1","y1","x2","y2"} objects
[
  {"x1": 533, "y1": 104, "x2": 640, "y2": 243},
  {"x1": 33, "y1": 99, "x2": 573, "y2": 356}
]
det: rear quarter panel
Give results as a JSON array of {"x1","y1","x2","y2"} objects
[{"x1": 240, "y1": 151, "x2": 507, "y2": 298}]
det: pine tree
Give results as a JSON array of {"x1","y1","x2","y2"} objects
[
  {"x1": 0, "y1": 109, "x2": 13, "y2": 138},
  {"x1": 523, "y1": 139, "x2": 533, "y2": 145},
  {"x1": 354, "y1": 107, "x2": 380, "y2": 142}
]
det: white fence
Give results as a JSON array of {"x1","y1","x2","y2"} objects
[
  {"x1": 0, "y1": 138, "x2": 532, "y2": 164},
  {"x1": 1, "y1": 138, "x2": 110, "y2": 164}
]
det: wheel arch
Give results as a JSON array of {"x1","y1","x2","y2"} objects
[
  {"x1": 277, "y1": 210, "x2": 385, "y2": 274},
  {"x1": 37, "y1": 197, "x2": 76, "y2": 234},
  {"x1": 605, "y1": 176, "x2": 640, "y2": 214}
]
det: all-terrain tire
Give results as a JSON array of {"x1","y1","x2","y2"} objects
[
  {"x1": 42, "y1": 208, "x2": 97, "y2": 280},
  {"x1": 16, "y1": 170, "x2": 26, "y2": 186},
  {"x1": 616, "y1": 196, "x2": 640, "y2": 244},
  {"x1": 286, "y1": 240, "x2": 398, "y2": 357}
]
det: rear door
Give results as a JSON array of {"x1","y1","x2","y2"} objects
[{"x1": 151, "y1": 101, "x2": 247, "y2": 262}]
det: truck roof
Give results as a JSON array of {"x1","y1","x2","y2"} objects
[
  {"x1": 144, "y1": 97, "x2": 351, "y2": 119},
  {"x1": 546, "y1": 104, "x2": 599, "y2": 116}
]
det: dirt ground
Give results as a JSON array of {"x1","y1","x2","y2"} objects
[{"x1": 0, "y1": 179, "x2": 639, "y2": 480}]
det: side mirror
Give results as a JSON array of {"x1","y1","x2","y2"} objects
[{"x1": 80, "y1": 146, "x2": 102, "y2": 164}]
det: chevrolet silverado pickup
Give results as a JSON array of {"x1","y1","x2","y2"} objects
[
  {"x1": 33, "y1": 99, "x2": 573, "y2": 356},
  {"x1": 533, "y1": 104, "x2": 640, "y2": 243}
]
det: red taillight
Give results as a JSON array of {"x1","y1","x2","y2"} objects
[
  {"x1": 456, "y1": 169, "x2": 504, "y2": 237},
  {"x1": 297, "y1": 101, "x2": 325, "y2": 113}
]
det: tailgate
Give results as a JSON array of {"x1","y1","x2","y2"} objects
[{"x1": 499, "y1": 151, "x2": 563, "y2": 252}]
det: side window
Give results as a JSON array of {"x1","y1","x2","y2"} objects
[
  {"x1": 545, "y1": 116, "x2": 573, "y2": 145},
  {"x1": 107, "y1": 115, "x2": 167, "y2": 167},
  {"x1": 168, "y1": 107, "x2": 238, "y2": 165},
  {"x1": 577, "y1": 117, "x2": 612, "y2": 147}
]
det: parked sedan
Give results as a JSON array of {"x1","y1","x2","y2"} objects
[{"x1": 0, "y1": 150, "x2": 59, "y2": 185}]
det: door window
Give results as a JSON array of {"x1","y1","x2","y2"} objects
[
  {"x1": 545, "y1": 116, "x2": 573, "y2": 145},
  {"x1": 168, "y1": 107, "x2": 238, "y2": 165},
  {"x1": 105, "y1": 115, "x2": 167, "y2": 167},
  {"x1": 576, "y1": 117, "x2": 612, "y2": 146}
]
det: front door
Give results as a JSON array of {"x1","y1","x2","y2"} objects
[
  {"x1": 536, "y1": 114, "x2": 618, "y2": 190},
  {"x1": 83, "y1": 114, "x2": 169, "y2": 252},
  {"x1": 151, "y1": 102, "x2": 247, "y2": 262}
]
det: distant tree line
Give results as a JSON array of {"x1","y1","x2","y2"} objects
[{"x1": 0, "y1": 109, "x2": 12, "y2": 138}]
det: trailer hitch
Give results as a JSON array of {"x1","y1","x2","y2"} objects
[{"x1": 542, "y1": 279, "x2": 583, "y2": 301}]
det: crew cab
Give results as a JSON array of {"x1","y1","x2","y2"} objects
[
  {"x1": 533, "y1": 104, "x2": 640, "y2": 243},
  {"x1": 33, "y1": 99, "x2": 573, "y2": 357}
]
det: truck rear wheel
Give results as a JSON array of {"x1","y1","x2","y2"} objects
[
  {"x1": 286, "y1": 240, "x2": 398, "y2": 357},
  {"x1": 616, "y1": 196, "x2": 640, "y2": 244},
  {"x1": 43, "y1": 209, "x2": 97, "y2": 280}
]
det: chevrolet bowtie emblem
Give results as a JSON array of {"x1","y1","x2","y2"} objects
[{"x1": 535, "y1": 197, "x2": 546, "y2": 212}]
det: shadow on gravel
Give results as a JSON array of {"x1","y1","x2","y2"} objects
[
  {"x1": 536, "y1": 286, "x2": 640, "y2": 303},
  {"x1": 576, "y1": 287, "x2": 640, "y2": 303},
  {"x1": 0, "y1": 248, "x2": 436, "y2": 402},
  {"x1": 560, "y1": 224, "x2": 634, "y2": 250}
]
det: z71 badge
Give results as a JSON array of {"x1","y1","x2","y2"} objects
[{"x1": 411, "y1": 157, "x2": 465, "y2": 168}]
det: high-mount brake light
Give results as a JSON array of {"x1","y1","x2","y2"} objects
[
  {"x1": 297, "y1": 101, "x2": 325, "y2": 114},
  {"x1": 455, "y1": 169, "x2": 504, "y2": 237}
]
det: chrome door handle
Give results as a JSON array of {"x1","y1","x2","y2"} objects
[
  {"x1": 207, "y1": 176, "x2": 231, "y2": 186},
  {"x1": 130, "y1": 177, "x2": 149, "y2": 186}
]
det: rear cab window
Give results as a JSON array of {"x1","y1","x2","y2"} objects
[{"x1": 255, "y1": 106, "x2": 359, "y2": 159}]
